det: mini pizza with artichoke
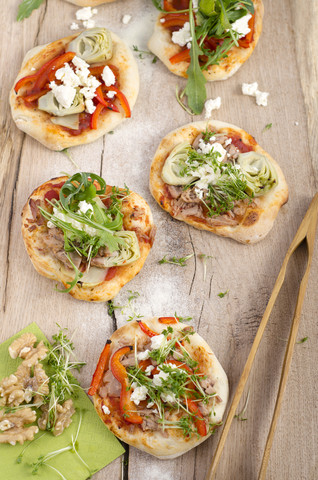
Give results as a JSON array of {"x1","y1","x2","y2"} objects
[
  {"x1": 21, "y1": 173, "x2": 155, "y2": 301},
  {"x1": 90, "y1": 317, "x2": 228, "y2": 458},
  {"x1": 149, "y1": 0, "x2": 263, "y2": 81},
  {"x1": 10, "y1": 28, "x2": 138, "y2": 150},
  {"x1": 150, "y1": 120, "x2": 288, "y2": 244}
]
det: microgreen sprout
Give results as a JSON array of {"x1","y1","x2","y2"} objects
[
  {"x1": 108, "y1": 291, "x2": 143, "y2": 322},
  {"x1": 198, "y1": 253, "x2": 213, "y2": 281},
  {"x1": 234, "y1": 390, "x2": 250, "y2": 421},
  {"x1": 217, "y1": 290, "x2": 229, "y2": 298},
  {"x1": 159, "y1": 254, "x2": 194, "y2": 267},
  {"x1": 60, "y1": 148, "x2": 80, "y2": 170},
  {"x1": 174, "y1": 312, "x2": 192, "y2": 323},
  {"x1": 296, "y1": 336, "x2": 309, "y2": 344},
  {"x1": 132, "y1": 45, "x2": 158, "y2": 63},
  {"x1": 263, "y1": 123, "x2": 273, "y2": 131}
]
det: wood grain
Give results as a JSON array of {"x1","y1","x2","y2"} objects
[{"x1": 0, "y1": 1, "x2": 317, "y2": 480}]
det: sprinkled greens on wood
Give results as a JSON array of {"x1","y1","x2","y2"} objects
[{"x1": 159, "y1": 253, "x2": 194, "y2": 266}]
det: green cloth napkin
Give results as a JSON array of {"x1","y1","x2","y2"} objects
[{"x1": 0, "y1": 322, "x2": 125, "y2": 480}]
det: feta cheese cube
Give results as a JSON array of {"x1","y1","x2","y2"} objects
[
  {"x1": 51, "y1": 85, "x2": 76, "y2": 109},
  {"x1": 70, "y1": 22, "x2": 79, "y2": 31},
  {"x1": 204, "y1": 96, "x2": 221, "y2": 118},
  {"x1": 78, "y1": 201, "x2": 93, "y2": 214},
  {"x1": 242, "y1": 82, "x2": 259, "y2": 96},
  {"x1": 102, "y1": 405, "x2": 110, "y2": 415},
  {"x1": 76, "y1": 7, "x2": 93, "y2": 21},
  {"x1": 150, "y1": 334, "x2": 165, "y2": 350},
  {"x1": 107, "y1": 90, "x2": 116, "y2": 99},
  {"x1": 83, "y1": 19, "x2": 95, "y2": 29},
  {"x1": 130, "y1": 385, "x2": 148, "y2": 405},
  {"x1": 137, "y1": 349, "x2": 150, "y2": 361},
  {"x1": 172, "y1": 22, "x2": 192, "y2": 47},
  {"x1": 122, "y1": 14, "x2": 132, "y2": 25},
  {"x1": 102, "y1": 66, "x2": 116, "y2": 87},
  {"x1": 230, "y1": 13, "x2": 252, "y2": 38},
  {"x1": 255, "y1": 90, "x2": 269, "y2": 107}
]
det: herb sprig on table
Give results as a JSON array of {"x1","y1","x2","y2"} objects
[{"x1": 17, "y1": 0, "x2": 45, "y2": 21}]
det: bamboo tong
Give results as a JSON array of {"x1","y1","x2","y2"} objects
[{"x1": 206, "y1": 193, "x2": 318, "y2": 480}]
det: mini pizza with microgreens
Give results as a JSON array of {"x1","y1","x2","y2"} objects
[
  {"x1": 10, "y1": 28, "x2": 138, "y2": 150},
  {"x1": 148, "y1": 0, "x2": 263, "y2": 114},
  {"x1": 91, "y1": 317, "x2": 228, "y2": 458},
  {"x1": 150, "y1": 120, "x2": 288, "y2": 244},
  {"x1": 21, "y1": 173, "x2": 155, "y2": 302}
]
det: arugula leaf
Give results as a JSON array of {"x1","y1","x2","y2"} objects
[
  {"x1": 17, "y1": 0, "x2": 45, "y2": 21},
  {"x1": 184, "y1": 0, "x2": 207, "y2": 114}
]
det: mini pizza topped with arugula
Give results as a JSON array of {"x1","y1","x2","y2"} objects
[
  {"x1": 148, "y1": 0, "x2": 263, "y2": 113},
  {"x1": 21, "y1": 173, "x2": 155, "y2": 302},
  {"x1": 150, "y1": 120, "x2": 288, "y2": 244},
  {"x1": 91, "y1": 317, "x2": 228, "y2": 458},
  {"x1": 10, "y1": 28, "x2": 139, "y2": 150}
]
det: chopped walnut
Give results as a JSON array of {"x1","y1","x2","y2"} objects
[
  {"x1": 8, "y1": 333, "x2": 37, "y2": 359},
  {"x1": 0, "y1": 363, "x2": 49, "y2": 407},
  {"x1": 22, "y1": 341, "x2": 48, "y2": 367},
  {"x1": 38, "y1": 399, "x2": 75, "y2": 436},
  {"x1": 0, "y1": 407, "x2": 38, "y2": 445}
]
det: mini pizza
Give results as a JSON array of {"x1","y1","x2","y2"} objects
[
  {"x1": 150, "y1": 120, "x2": 288, "y2": 244},
  {"x1": 21, "y1": 173, "x2": 155, "y2": 301},
  {"x1": 148, "y1": 0, "x2": 263, "y2": 81},
  {"x1": 91, "y1": 317, "x2": 229, "y2": 458},
  {"x1": 10, "y1": 28, "x2": 139, "y2": 150}
]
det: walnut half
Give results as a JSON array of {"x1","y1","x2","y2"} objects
[
  {"x1": 8, "y1": 333, "x2": 37, "y2": 359},
  {"x1": 0, "y1": 407, "x2": 38, "y2": 445},
  {"x1": 38, "y1": 399, "x2": 75, "y2": 436}
]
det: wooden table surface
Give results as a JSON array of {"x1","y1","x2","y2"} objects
[{"x1": 1, "y1": 1, "x2": 317, "y2": 479}]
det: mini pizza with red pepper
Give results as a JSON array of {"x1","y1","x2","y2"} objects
[
  {"x1": 91, "y1": 317, "x2": 228, "y2": 458},
  {"x1": 21, "y1": 172, "x2": 155, "y2": 301},
  {"x1": 148, "y1": 0, "x2": 263, "y2": 81},
  {"x1": 10, "y1": 28, "x2": 138, "y2": 150},
  {"x1": 149, "y1": 120, "x2": 288, "y2": 244}
]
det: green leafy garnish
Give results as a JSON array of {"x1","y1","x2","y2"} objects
[
  {"x1": 132, "y1": 45, "x2": 158, "y2": 63},
  {"x1": 159, "y1": 254, "x2": 194, "y2": 267},
  {"x1": 264, "y1": 123, "x2": 273, "y2": 131},
  {"x1": 234, "y1": 391, "x2": 249, "y2": 421},
  {"x1": 296, "y1": 336, "x2": 308, "y2": 344},
  {"x1": 108, "y1": 291, "x2": 143, "y2": 322},
  {"x1": 217, "y1": 290, "x2": 228, "y2": 298},
  {"x1": 175, "y1": 312, "x2": 193, "y2": 322},
  {"x1": 17, "y1": 0, "x2": 45, "y2": 21}
]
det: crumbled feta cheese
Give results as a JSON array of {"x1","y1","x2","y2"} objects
[
  {"x1": 294, "y1": 121, "x2": 299, "y2": 126},
  {"x1": 50, "y1": 84, "x2": 76, "y2": 109},
  {"x1": 242, "y1": 82, "x2": 269, "y2": 107},
  {"x1": 72, "y1": 56, "x2": 90, "y2": 70},
  {"x1": 255, "y1": 90, "x2": 269, "y2": 107},
  {"x1": 85, "y1": 99, "x2": 96, "y2": 114},
  {"x1": 31, "y1": 67, "x2": 36, "y2": 71},
  {"x1": 55, "y1": 63, "x2": 81, "y2": 88},
  {"x1": 197, "y1": 139, "x2": 213, "y2": 154},
  {"x1": 102, "y1": 405, "x2": 110, "y2": 415},
  {"x1": 150, "y1": 334, "x2": 165, "y2": 350},
  {"x1": 160, "y1": 18, "x2": 165, "y2": 23},
  {"x1": 70, "y1": 22, "x2": 79, "y2": 31},
  {"x1": 76, "y1": 7, "x2": 94, "y2": 21},
  {"x1": 137, "y1": 349, "x2": 150, "y2": 361},
  {"x1": 160, "y1": 392, "x2": 176, "y2": 404},
  {"x1": 172, "y1": 22, "x2": 192, "y2": 47},
  {"x1": 230, "y1": 13, "x2": 252, "y2": 38},
  {"x1": 92, "y1": 8, "x2": 98, "y2": 14},
  {"x1": 83, "y1": 19, "x2": 95, "y2": 29},
  {"x1": 130, "y1": 385, "x2": 148, "y2": 405},
  {"x1": 197, "y1": 141, "x2": 226, "y2": 162},
  {"x1": 145, "y1": 365, "x2": 155, "y2": 376},
  {"x1": 242, "y1": 82, "x2": 258, "y2": 96},
  {"x1": 192, "y1": 0, "x2": 198, "y2": 11},
  {"x1": 153, "y1": 369, "x2": 169, "y2": 387},
  {"x1": 147, "y1": 401, "x2": 155, "y2": 408},
  {"x1": 204, "y1": 96, "x2": 221, "y2": 119},
  {"x1": 122, "y1": 14, "x2": 132, "y2": 25},
  {"x1": 224, "y1": 138, "x2": 232, "y2": 146},
  {"x1": 78, "y1": 200, "x2": 93, "y2": 214},
  {"x1": 102, "y1": 66, "x2": 116, "y2": 87},
  {"x1": 80, "y1": 87, "x2": 96, "y2": 100},
  {"x1": 107, "y1": 90, "x2": 116, "y2": 99}
]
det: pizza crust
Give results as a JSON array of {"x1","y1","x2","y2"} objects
[
  {"x1": 148, "y1": 0, "x2": 264, "y2": 81},
  {"x1": 93, "y1": 318, "x2": 229, "y2": 458},
  {"x1": 21, "y1": 176, "x2": 155, "y2": 302},
  {"x1": 149, "y1": 120, "x2": 288, "y2": 244},
  {"x1": 10, "y1": 31, "x2": 139, "y2": 150}
]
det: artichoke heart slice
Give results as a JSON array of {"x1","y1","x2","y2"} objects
[
  {"x1": 161, "y1": 142, "x2": 198, "y2": 186},
  {"x1": 67, "y1": 28, "x2": 113, "y2": 64},
  {"x1": 92, "y1": 230, "x2": 140, "y2": 268},
  {"x1": 51, "y1": 114, "x2": 80, "y2": 129},
  {"x1": 38, "y1": 90, "x2": 85, "y2": 117},
  {"x1": 238, "y1": 151, "x2": 278, "y2": 197}
]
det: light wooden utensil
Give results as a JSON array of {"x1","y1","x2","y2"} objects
[{"x1": 206, "y1": 193, "x2": 318, "y2": 480}]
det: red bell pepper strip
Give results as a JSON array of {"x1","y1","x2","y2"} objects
[
  {"x1": 138, "y1": 321, "x2": 159, "y2": 338},
  {"x1": 138, "y1": 359, "x2": 153, "y2": 371},
  {"x1": 238, "y1": 14, "x2": 255, "y2": 48},
  {"x1": 23, "y1": 88, "x2": 50, "y2": 103},
  {"x1": 95, "y1": 86, "x2": 120, "y2": 112},
  {"x1": 104, "y1": 266, "x2": 117, "y2": 281},
  {"x1": 161, "y1": 13, "x2": 189, "y2": 28},
  {"x1": 163, "y1": 0, "x2": 176, "y2": 11},
  {"x1": 169, "y1": 49, "x2": 191, "y2": 64},
  {"x1": 90, "y1": 102, "x2": 104, "y2": 129},
  {"x1": 185, "y1": 398, "x2": 207, "y2": 436},
  {"x1": 158, "y1": 316, "x2": 179, "y2": 324},
  {"x1": 33, "y1": 51, "x2": 76, "y2": 91},
  {"x1": 110, "y1": 346, "x2": 143, "y2": 424},
  {"x1": 89, "y1": 64, "x2": 120, "y2": 78},
  {"x1": 103, "y1": 86, "x2": 131, "y2": 118},
  {"x1": 88, "y1": 340, "x2": 112, "y2": 396}
]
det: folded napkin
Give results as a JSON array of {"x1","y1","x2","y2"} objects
[{"x1": 0, "y1": 322, "x2": 125, "y2": 480}]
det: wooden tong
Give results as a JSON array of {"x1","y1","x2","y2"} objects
[{"x1": 206, "y1": 193, "x2": 318, "y2": 480}]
